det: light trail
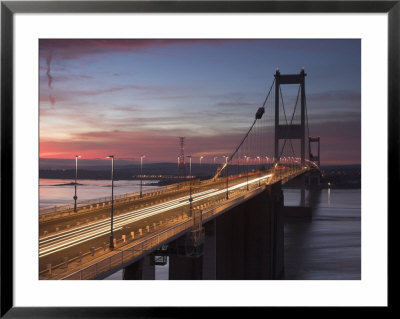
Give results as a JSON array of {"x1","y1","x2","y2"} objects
[
  {"x1": 39, "y1": 189, "x2": 217, "y2": 257},
  {"x1": 40, "y1": 188, "x2": 216, "y2": 244},
  {"x1": 39, "y1": 174, "x2": 273, "y2": 258}
]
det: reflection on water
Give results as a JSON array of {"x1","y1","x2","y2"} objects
[
  {"x1": 328, "y1": 188, "x2": 331, "y2": 205},
  {"x1": 283, "y1": 188, "x2": 361, "y2": 280}
]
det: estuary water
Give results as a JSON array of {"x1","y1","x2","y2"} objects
[
  {"x1": 39, "y1": 179, "x2": 361, "y2": 280},
  {"x1": 39, "y1": 178, "x2": 160, "y2": 209},
  {"x1": 283, "y1": 188, "x2": 361, "y2": 280}
]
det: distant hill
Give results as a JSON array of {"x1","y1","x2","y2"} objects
[
  {"x1": 320, "y1": 164, "x2": 361, "y2": 170},
  {"x1": 40, "y1": 162, "x2": 217, "y2": 180}
]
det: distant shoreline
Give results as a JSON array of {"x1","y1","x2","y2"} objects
[{"x1": 39, "y1": 163, "x2": 360, "y2": 189}]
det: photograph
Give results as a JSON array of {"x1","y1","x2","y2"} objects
[{"x1": 38, "y1": 39, "x2": 361, "y2": 281}]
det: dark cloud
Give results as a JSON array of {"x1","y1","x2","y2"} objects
[{"x1": 309, "y1": 90, "x2": 361, "y2": 103}]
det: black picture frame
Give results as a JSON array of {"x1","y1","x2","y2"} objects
[{"x1": 1, "y1": 0, "x2": 396, "y2": 317}]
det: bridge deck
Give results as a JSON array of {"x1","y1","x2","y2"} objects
[{"x1": 39, "y1": 166, "x2": 312, "y2": 280}]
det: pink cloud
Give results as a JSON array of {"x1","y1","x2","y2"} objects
[
  {"x1": 49, "y1": 95, "x2": 56, "y2": 105},
  {"x1": 39, "y1": 39, "x2": 228, "y2": 60},
  {"x1": 39, "y1": 130, "x2": 246, "y2": 162}
]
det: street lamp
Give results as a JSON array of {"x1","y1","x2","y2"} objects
[
  {"x1": 73, "y1": 155, "x2": 81, "y2": 212},
  {"x1": 186, "y1": 155, "x2": 193, "y2": 217},
  {"x1": 106, "y1": 155, "x2": 115, "y2": 250},
  {"x1": 257, "y1": 156, "x2": 261, "y2": 186},
  {"x1": 223, "y1": 155, "x2": 229, "y2": 199},
  {"x1": 245, "y1": 156, "x2": 249, "y2": 190},
  {"x1": 213, "y1": 156, "x2": 218, "y2": 166},
  {"x1": 140, "y1": 155, "x2": 145, "y2": 198},
  {"x1": 200, "y1": 156, "x2": 204, "y2": 167}
]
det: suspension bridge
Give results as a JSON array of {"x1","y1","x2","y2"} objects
[{"x1": 39, "y1": 69, "x2": 321, "y2": 280}]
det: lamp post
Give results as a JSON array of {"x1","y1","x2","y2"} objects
[
  {"x1": 282, "y1": 156, "x2": 287, "y2": 177},
  {"x1": 140, "y1": 155, "x2": 145, "y2": 198},
  {"x1": 224, "y1": 155, "x2": 229, "y2": 199},
  {"x1": 245, "y1": 156, "x2": 249, "y2": 190},
  {"x1": 257, "y1": 156, "x2": 261, "y2": 186},
  {"x1": 73, "y1": 155, "x2": 81, "y2": 212},
  {"x1": 106, "y1": 155, "x2": 114, "y2": 250},
  {"x1": 213, "y1": 156, "x2": 218, "y2": 167},
  {"x1": 186, "y1": 155, "x2": 192, "y2": 217},
  {"x1": 200, "y1": 156, "x2": 204, "y2": 167}
]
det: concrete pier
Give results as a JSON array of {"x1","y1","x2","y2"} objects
[
  {"x1": 123, "y1": 255, "x2": 155, "y2": 280},
  {"x1": 169, "y1": 255, "x2": 203, "y2": 280},
  {"x1": 202, "y1": 219, "x2": 217, "y2": 279},
  {"x1": 213, "y1": 182, "x2": 284, "y2": 279}
]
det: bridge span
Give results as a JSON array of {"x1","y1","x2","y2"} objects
[{"x1": 39, "y1": 164, "x2": 315, "y2": 280}]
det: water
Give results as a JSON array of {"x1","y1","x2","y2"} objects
[
  {"x1": 283, "y1": 188, "x2": 361, "y2": 280},
  {"x1": 39, "y1": 178, "x2": 159, "y2": 209}
]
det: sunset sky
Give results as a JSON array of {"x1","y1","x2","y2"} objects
[{"x1": 39, "y1": 39, "x2": 360, "y2": 166}]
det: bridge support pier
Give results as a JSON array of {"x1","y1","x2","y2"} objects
[
  {"x1": 167, "y1": 219, "x2": 216, "y2": 280},
  {"x1": 307, "y1": 170, "x2": 321, "y2": 187},
  {"x1": 213, "y1": 182, "x2": 284, "y2": 279},
  {"x1": 123, "y1": 255, "x2": 155, "y2": 280},
  {"x1": 202, "y1": 219, "x2": 217, "y2": 279},
  {"x1": 282, "y1": 177, "x2": 313, "y2": 220},
  {"x1": 168, "y1": 255, "x2": 203, "y2": 280}
]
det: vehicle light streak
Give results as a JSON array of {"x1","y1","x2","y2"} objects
[
  {"x1": 39, "y1": 174, "x2": 272, "y2": 258},
  {"x1": 39, "y1": 189, "x2": 217, "y2": 257},
  {"x1": 39, "y1": 227, "x2": 124, "y2": 258},
  {"x1": 40, "y1": 188, "x2": 217, "y2": 243}
]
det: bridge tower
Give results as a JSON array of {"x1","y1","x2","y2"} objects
[
  {"x1": 274, "y1": 68, "x2": 306, "y2": 165},
  {"x1": 274, "y1": 68, "x2": 307, "y2": 205},
  {"x1": 308, "y1": 136, "x2": 321, "y2": 186},
  {"x1": 308, "y1": 137, "x2": 320, "y2": 167}
]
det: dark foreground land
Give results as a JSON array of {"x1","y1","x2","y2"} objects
[{"x1": 319, "y1": 165, "x2": 361, "y2": 189}]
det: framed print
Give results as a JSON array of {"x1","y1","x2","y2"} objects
[{"x1": 1, "y1": 0, "x2": 396, "y2": 316}]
